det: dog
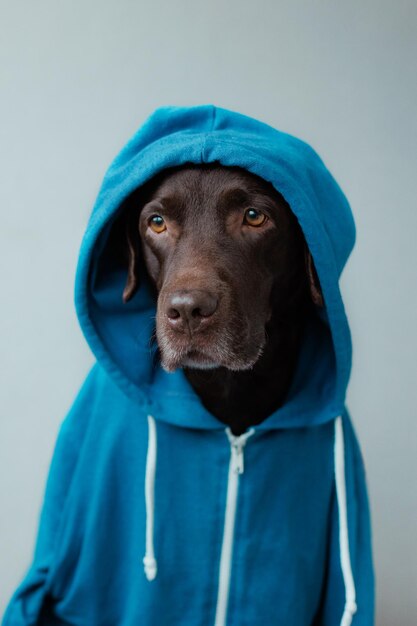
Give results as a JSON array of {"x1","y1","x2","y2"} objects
[{"x1": 122, "y1": 163, "x2": 323, "y2": 435}]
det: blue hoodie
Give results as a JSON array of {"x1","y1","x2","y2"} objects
[{"x1": 3, "y1": 105, "x2": 374, "y2": 626}]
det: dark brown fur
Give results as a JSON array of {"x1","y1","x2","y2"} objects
[{"x1": 123, "y1": 163, "x2": 322, "y2": 435}]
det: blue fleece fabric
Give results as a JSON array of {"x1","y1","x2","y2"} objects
[{"x1": 3, "y1": 105, "x2": 374, "y2": 625}]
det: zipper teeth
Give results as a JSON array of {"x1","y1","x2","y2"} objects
[
  {"x1": 214, "y1": 428, "x2": 255, "y2": 626},
  {"x1": 214, "y1": 451, "x2": 239, "y2": 626}
]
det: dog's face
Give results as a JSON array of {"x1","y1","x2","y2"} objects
[{"x1": 123, "y1": 164, "x2": 322, "y2": 373}]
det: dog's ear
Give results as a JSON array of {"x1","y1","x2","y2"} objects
[
  {"x1": 304, "y1": 244, "x2": 324, "y2": 307},
  {"x1": 122, "y1": 209, "x2": 141, "y2": 303}
]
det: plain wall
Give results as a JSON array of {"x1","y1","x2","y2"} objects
[{"x1": 1, "y1": 1, "x2": 416, "y2": 623}]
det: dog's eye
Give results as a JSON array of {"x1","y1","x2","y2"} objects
[
  {"x1": 243, "y1": 208, "x2": 267, "y2": 227},
  {"x1": 149, "y1": 215, "x2": 167, "y2": 234}
]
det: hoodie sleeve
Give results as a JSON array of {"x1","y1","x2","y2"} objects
[
  {"x1": 314, "y1": 412, "x2": 375, "y2": 626},
  {"x1": 1, "y1": 365, "x2": 98, "y2": 626}
]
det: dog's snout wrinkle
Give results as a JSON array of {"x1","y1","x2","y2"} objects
[{"x1": 165, "y1": 289, "x2": 218, "y2": 333}]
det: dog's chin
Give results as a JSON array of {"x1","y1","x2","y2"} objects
[
  {"x1": 182, "y1": 352, "x2": 221, "y2": 370},
  {"x1": 159, "y1": 349, "x2": 220, "y2": 373},
  {"x1": 159, "y1": 342, "x2": 266, "y2": 374}
]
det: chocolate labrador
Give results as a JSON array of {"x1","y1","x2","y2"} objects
[{"x1": 122, "y1": 163, "x2": 323, "y2": 435}]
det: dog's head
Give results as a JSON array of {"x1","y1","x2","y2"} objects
[{"x1": 122, "y1": 163, "x2": 323, "y2": 373}]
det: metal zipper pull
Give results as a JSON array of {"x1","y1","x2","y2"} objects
[
  {"x1": 226, "y1": 427, "x2": 256, "y2": 475},
  {"x1": 231, "y1": 442, "x2": 244, "y2": 474}
]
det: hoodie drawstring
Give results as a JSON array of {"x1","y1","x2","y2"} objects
[
  {"x1": 142, "y1": 411, "x2": 359, "y2": 622},
  {"x1": 334, "y1": 415, "x2": 358, "y2": 625},
  {"x1": 143, "y1": 414, "x2": 158, "y2": 581}
]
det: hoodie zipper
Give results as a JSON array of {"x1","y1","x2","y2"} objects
[{"x1": 214, "y1": 427, "x2": 255, "y2": 626}]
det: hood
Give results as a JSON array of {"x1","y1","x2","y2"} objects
[{"x1": 74, "y1": 104, "x2": 355, "y2": 430}]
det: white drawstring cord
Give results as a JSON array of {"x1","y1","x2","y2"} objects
[
  {"x1": 334, "y1": 415, "x2": 357, "y2": 625},
  {"x1": 143, "y1": 414, "x2": 158, "y2": 581}
]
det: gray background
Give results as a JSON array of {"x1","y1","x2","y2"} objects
[{"x1": 1, "y1": 1, "x2": 416, "y2": 624}]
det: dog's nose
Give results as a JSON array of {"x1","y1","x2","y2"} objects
[{"x1": 166, "y1": 289, "x2": 218, "y2": 332}]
